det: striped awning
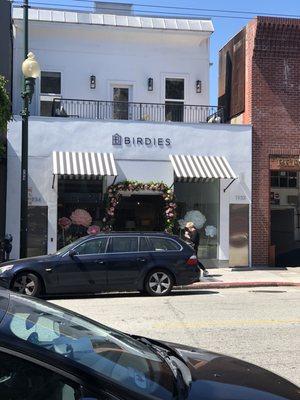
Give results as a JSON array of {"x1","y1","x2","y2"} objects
[
  {"x1": 169, "y1": 154, "x2": 237, "y2": 182},
  {"x1": 52, "y1": 151, "x2": 117, "y2": 177}
]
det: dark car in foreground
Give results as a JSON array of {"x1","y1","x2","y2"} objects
[
  {"x1": 0, "y1": 232, "x2": 199, "y2": 297},
  {"x1": 0, "y1": 289, "x2": 299, "y2": 400}
]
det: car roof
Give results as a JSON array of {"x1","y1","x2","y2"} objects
[{"x1": 88, "y1": 231, "x2": 177, "y2": 238}]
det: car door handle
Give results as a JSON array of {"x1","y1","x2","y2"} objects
[
  {"x1": 45, "y1": 268, "x2": 52, "y2": 273},
  {"x1": 96, "y1": 260, "x2": 105, "y2": 265},
  {"x1": 137, "y1": 257, "x2": 147, "y2": 262}
]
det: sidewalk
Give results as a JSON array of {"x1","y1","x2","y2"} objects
[{"x1": 179, "y1": 267, "x2": 300, "y2": 290}]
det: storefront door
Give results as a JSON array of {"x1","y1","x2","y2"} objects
[
  {"x1": 270, "y1": 161, "x2": 300, "y2": 266},
  {"x1": 27, "y1": 206, "x2": 48, "y2": 257},
  {"x1": 114, "y1": 195, "x2": 165, "y2": 231},
  {"x1": 229, "y1": 204, "x2": 249, "y2": 267}
]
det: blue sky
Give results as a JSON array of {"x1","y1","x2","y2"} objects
[{"x1": 20, "y1": 0, "x2": 300, "y2": 104}]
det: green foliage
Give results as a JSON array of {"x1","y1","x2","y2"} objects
[
  {"x1": 0, "y1": 142, "x2": 5, "y2": 158},
  {"x1": 0, "y1": 75, "x2": 12, "y2": 133}
]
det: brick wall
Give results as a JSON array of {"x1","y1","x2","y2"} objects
[{"x1": 245, "y1": 17, "x2": 300, "y2": 265}]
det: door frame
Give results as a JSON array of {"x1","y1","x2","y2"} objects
[{"x1": 108, "y1": 81, "x2": 134, "y2": 102}]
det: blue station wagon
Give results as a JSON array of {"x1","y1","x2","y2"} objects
[{"x1": 0, "y1": 232, "x2": 200, "y2": 297}]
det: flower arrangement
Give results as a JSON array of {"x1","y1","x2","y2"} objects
[
  {"x1": 58, "y1": 209, "x2": 101, "y2": 247},
  {"x1": 70, "y1": 209, "x2": 92, "y2": 227},
  {"x1": 103, "y1": 180, "x2": 177, "y2": 232},
  {"x1": 178, "y1": 210, "x2": 206, "y2": 230},
  {"x1": 58, "y1": 217, "x2": 71, "y2": 230},
  {"x1": 87, "y1": 225, "x2": 101, "y2": 235},
  {"x1": 205, "y1": 225, "x2": 217, "y2": 238}
]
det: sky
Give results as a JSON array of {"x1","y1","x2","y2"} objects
[{"x1": 15, "y1": 0, "x2": 300, "y2": 104}]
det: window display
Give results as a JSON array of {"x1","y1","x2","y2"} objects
[
  {"x1": 174, "y1": 180, "x2": 219, "y2": 259},
  {"x1": 57, "y1": 178, "x2": 104, "y2": 249}
]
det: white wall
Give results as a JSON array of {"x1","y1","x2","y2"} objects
[
  {"x1": 6, "y1": 117, "x2": 251, "y2": 260},
  {"x1": 13, "y1": 19, "x2": 211, "y2": 116}
]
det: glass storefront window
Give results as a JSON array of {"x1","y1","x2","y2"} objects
[
  {"x1": 57, "y1": 178, "x2": 104, "y2": 250},
  {"x1": 270, "y1": 171, "x2": 298, "y2": 188},
  {"x1": 174, "y1": 180, "x2": 219, "y2": 259}
]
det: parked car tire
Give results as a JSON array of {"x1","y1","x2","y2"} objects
[
  {"x1": 145, "y1": 269, "x2": 173, "y2": 296},
  {"x1": 11, "y1": 273, "x2": 42, "y2": 297}
]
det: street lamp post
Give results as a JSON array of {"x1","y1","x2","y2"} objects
[{"x1": 19, "y1": 0, "x2": 40, "y2": 259}]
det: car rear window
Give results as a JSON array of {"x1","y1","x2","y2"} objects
[
  {"x1": 147, "y1": 237, "x2": 181, "y2": 252},
  {"x1": 108, "y1": 237, "x2": 138, "y2": 253}
]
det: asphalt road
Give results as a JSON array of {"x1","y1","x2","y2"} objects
[{"x1": 51, "y1": 287, "x2": 300, "y2": 387}]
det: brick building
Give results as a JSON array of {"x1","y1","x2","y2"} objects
[{"x1": 219, "y1": 17, "x2": 300, "y2": 266}]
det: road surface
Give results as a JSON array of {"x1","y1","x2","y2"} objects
[{"x1": 51, "y1": 287, "x2": 300, "y2": 387}]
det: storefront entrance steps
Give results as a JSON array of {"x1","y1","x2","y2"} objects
[{"x1": 176, "y1": 267, "x2": 300, "y2": 290}]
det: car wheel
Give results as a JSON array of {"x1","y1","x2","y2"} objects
[
  {"x1": 12, "y1": 273, "x2": 42, "y2": 297},
  {"x1": 145, "y1": 270, "x2": 173, "y2": 296}
]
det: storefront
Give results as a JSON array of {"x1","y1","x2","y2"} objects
[
  {"x1": 270, "y1": 155, "x2": 300, "y2": 266},
  {"x1": 6, "y1": 117, "x2": 252, "y2": 266}
]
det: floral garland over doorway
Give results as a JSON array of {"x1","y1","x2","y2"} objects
[{"x1": 103, "y1": 180, "x2": 177, "y2": 232}]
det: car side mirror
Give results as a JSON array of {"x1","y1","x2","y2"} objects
[{"x1": 68, "y1": 249, "x2": 78, "y2": 258}]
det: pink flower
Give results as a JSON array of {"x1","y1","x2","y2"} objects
[
  {"x1": 70, "y1": 209, "x2": 92, "y2": 227},
  {"x1": 58, "y1": 217, "x2": 71, "y2": 230},
  {"x1": 87, "y1": 225, "x2": 100, "y2": 235}
]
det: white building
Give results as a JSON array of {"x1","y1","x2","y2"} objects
[{"x1": 7, "y1": 3, "x2": 252, "y2": 266}]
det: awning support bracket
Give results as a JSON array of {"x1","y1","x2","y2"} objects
[
  {"x1": 169, "y1": 182, "x2": 174, "y2": 190},
  {"x1": 223, "y1": 178, "x2": 237, "y2": 193},
  {"x1": 52, "y1": 174, "x2": 56, "y2": 189}
]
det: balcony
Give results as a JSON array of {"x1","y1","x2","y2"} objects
[{"x1": 51, "y1": 98, "x2": 224, "y2": 124}]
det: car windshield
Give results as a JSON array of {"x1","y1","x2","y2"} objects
[
  {"x1": 55, "y1": 238, "x2": 84, "y2": 255},
  {"x1": 1, "y1": 293, "x2": 174, "y2": 399}
]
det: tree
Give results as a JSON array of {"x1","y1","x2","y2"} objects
[{"x1": 0, "y1": 75, "x2": 12, "y2": 158}]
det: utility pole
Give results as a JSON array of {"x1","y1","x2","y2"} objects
[
  {"x1": 19, "y1": 2, "x2": 40, "y2": 259},
  {"x1": 19, "y1": 0, "x2": 29, "y2": 259}
]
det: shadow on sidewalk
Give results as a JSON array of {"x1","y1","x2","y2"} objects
[{"x1": 231, "y1": 266, "x2": 288, "y2": 271}]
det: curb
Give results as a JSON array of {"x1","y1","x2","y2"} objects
[{"x1": 177, "y1": 281, "x2": 300, "y2": 290}]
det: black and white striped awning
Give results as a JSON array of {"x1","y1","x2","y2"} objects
[
  {"x1": 52, "y1": 151, "x2": 117, "y2": 178},
  {"x1": 169, "y1": 154, "x2": 237, "y2": 182}
]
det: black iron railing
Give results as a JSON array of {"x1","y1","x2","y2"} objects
[{"x1": 51, "y1": 98, "x2": 224, "y2": 124}]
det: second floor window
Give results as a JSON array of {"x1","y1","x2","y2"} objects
[
  {"x1": 40, "y1": 71, "x2": 61, "y2": 116},
  {"x1": 270, "y1": 171, "x2": 298, "y2": 188},
  {"x1": 113, "y1": 86, "x2": 130, "y2": 120},
  {"x1": 165, "y1": 78, "x2": 184, "y2": 122}
]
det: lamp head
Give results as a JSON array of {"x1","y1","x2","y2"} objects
[{"x1": 22, "y1": 52, "x2": 40, "y2": 79}]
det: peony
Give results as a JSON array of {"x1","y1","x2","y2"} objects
[
  {"x1": 87, "y1": 225, "x2": 100, "y2": 235},
  {"x1": 205, "y1": 225, "x2": 217, "y2": 238},
  {"x1": 58, "y1": 217, "x2": 71, "y2": 230},
  {"x1": 70, "y1": 209, "x2": 92, "y2": 227}
]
